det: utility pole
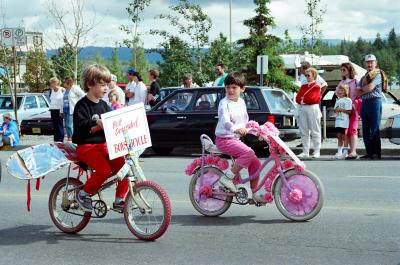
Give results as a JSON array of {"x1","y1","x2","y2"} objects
[{"x1": 229, "y1": 0, "x2": 232, "y2": 45}]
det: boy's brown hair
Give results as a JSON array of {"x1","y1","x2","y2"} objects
[
  {"x1": 224, "y1": 72, "x2": 246, "y2": 88},
  {"x1": 81, "y1": 64, "x2": 111, "y2": 92}
]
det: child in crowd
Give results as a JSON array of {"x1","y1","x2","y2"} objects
[
  {"x1": 108, "y1": 89, "x2": 122, "y2": 110},
  {"x1": 334, "y1": 84, "x2": 353, "y2": 159},
  {"x1": 215, "y1": 72, "x2": 267, "y2": 203},
  {"x1": 73, "y1": 64, "x2": 128, "y2": 212}
]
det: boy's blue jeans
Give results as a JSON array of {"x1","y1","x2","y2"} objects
[{"x1": 361, "y1": 97, "x2": 382, "y2": 157}]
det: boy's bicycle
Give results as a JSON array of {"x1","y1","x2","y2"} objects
[
  {"x1": 47, "y1": 133, "x2": 171, "y2": 241},
  {"x1": 185, "y1": 121, "x2": 324, "y2": 221}
]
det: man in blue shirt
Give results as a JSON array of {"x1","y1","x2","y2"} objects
[{"x1": 357, "y1": 54, "x2": 382, "y2": 159}]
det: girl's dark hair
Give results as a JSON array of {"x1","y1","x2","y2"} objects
[
  {"x1": 224, "y1": 72, "x2": 246, "y2": 87},
  {"x1": 340, "y1": 62, "x2": 357, "y2": 80},
  {"x1": 132, "y1": 72, "x2": 143, "y2": 82}
]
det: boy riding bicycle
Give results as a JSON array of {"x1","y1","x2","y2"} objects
[{"x1": 73, "y1": 64, "x2": 128, "y2": 212}]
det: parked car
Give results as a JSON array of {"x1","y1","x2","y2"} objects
[
  {"x1": 20, "y1": 111, "x2": 53, "y2": 135},
  {"x1": 380, "y1": 113, "x2": 400, "y2": 145},
  {"x1": 0, "y1": 93, "x2": 50, "y2": 125},
  {"x1": 321, "y1": 89, "x2": 400, "y2": 136},
  {"x1": 146, "y1": 86, "x2": 300, "y2": 155}
]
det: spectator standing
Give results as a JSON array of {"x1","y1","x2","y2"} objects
[
  {"x1": 298, "y1": 61, "x2": 328, "y2": 95},
  {"x1": 336, "y1": 63, "x2": 361, "y2": 159},
  {"x1": 62, "y1": 77, "x2": 85, "y2": 141},
  {"x1": 0, "y1": 112, "x2": 19, "y2": 148},
  {"x1": 295, "y1": 67, "x2": 322, "y2": 158},
  {"x1": 333, "y1": 84, "x2": 352, "y2": 159},
  {"x1": 147, "y1": 69, "x2": 161, "y2": 107},
  {"x1": 125, "y1": 67, "x2": 137, "y2": 106},
  {"x1": 357, "y1": 54, "x2": 383, "y2": 160},
  {"x1": 127, "y1": 72, "x2": 148, "y2": 106},
  {"x1": 49, "y1": 77, "x2": 65, "y2": 142},
  {"x1": 103, "y1": 74, "x2": 125, "y2": 106},
  {"x1": 213, "y1": 63, "x2": 228, "y2": 86}
]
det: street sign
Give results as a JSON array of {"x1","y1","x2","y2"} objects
[
  {"x1": 13, "y1": 28, "x2": 26, "y2": 46},
  {"x1": 1, "y1": 28, "x2": 13, "y2": 46},
  {"x1": 257, "y1": 55, "x2": 268, "y2": 75},
  {"x1": 0, "y1": 27, "x2": 26, "y2": 47}
]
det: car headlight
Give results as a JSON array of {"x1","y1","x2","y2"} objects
[{"x1": 386, "y1": 118, "x2": 394, "y2": 128}]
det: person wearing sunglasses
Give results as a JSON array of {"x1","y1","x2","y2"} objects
[
  {"x1": 295, "y1": 68, "x2": 322, "y2": 159},
  {"x1": 0, "y1": 112, "x2": 19, "y2": 148},
  {"x1": 298, "y1": 61, "x2": 327, "y2": 95}
]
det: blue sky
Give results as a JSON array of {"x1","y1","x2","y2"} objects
[{"x1": 1, "y1": 0, "x2": 400, "y2": 49}]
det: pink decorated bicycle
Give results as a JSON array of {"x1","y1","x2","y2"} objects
[{"x1": 185, "y1": 121, "x2": 324, "y2": 221}]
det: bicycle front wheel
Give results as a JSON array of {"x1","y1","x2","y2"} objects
[
  {"x1": 124, "y1": 180, "x2": 171, "y2": 241},
  {"x1": 48, "y1": 178, "x2": 92, "y2": 233},
  {"x1": 274, "y1": 169, "x2": 324, "y2": 221}
]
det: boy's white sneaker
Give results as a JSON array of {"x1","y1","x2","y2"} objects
[
  {"x1": 312, "y1": 151, "x2": 320, "y2": 158},
  {"x1": 219, "y1": 175, "x2": 238, "y2": 193}
]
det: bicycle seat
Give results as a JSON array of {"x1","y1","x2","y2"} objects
[{"x1": 200, "y1": 134, "x2": 222, "y2": 155}]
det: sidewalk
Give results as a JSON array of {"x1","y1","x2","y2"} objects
[{"x1": 286, "y1": 138, "x2": 400, "y2": 157}]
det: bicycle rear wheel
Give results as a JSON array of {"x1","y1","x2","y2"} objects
[
  {"x1": 124, "y1": 180, "x2": 171, "y2": 241},
  {"x1": 274, "y1": 169, "x2": 324, "y2": 221},
  {"x1": 189, "y1": 166, "x2": 233, "y2": 217},
  {"x1": 48, "y1": 178, "x2": 91, "y2": 233}
]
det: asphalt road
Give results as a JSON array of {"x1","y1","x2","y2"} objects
[{"x1": 0, "y1": 152, "x2": 399, "y2": 265}]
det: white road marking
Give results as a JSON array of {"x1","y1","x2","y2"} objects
[{"x1": 346, "y1": 175, "x2": 400, "y2": 180}]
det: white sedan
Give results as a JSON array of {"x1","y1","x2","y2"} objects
[{"x1": 380, "y1": 113, "x2": 400, "y2": 145}]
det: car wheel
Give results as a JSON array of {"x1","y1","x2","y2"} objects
[{"x1": 152, "y1": 147, "x2": 173, "y2": 155}]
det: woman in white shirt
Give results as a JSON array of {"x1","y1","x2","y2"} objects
[
  {"x1": 49, "y1": 77, "x2": 65, "y2": 142},
  {"x1": 62, "y1": 77, "x2": 85, "y2": 141},
  {"x1": 127, "y1": 72, "x2": 148, "y2": 106}
]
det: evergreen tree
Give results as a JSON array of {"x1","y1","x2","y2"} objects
[
  {"x1": 51, "y1": 39, "x2": 81, "y2": 82},
  {"x1": 281, "y1": 29, "x2": 298, "y2": 54},
  {"x1": 237, "y1": 0, "x2": 296, "y2": 91},
  {"x1": 387, "y1": 28, "x2": 399, "y2": 50},
  {"x1": 373, "y1": 33, "x2": 385, "y2": 50},
  {"x1": 107, "y1": 47, "x2": 124, "y2": 83}
]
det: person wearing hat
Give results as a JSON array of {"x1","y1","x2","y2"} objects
[
  {"x1": 103, "y1": 74, "x2": 125, "y2": 106},
  {"x1": 357, "y1": 54, "x2": 383, "y2": 159},
  {"x1": 125, "y1": 67, "x2": 137, "y2": 105},
  {"x1": 0, "y1": 113, "x2": 19, "y2": 147}
]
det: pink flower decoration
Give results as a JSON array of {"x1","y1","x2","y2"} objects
[
  {"x1": 263, "y1": 192, "x2": 273, "y2": 203},
  {"x1": 185, "y1": 155, "x2": 229, "y2": 175},
  {"x1": 289, "y1": 188, "x2": 303, "y2": 203},
  {"x1": 233, "y1": 175, "x2": 240, "y2": 185}
]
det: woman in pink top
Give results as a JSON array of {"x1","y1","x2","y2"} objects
[{"x1": 336, "y1": 62, "x2": 361, "y2": 159}]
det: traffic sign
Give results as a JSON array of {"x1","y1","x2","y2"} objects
[
  {"x1": 0, "y1": 27, "x2": 26, "y2": 47},
  {"x1": 1, "y1": 28, "x2": 13, "y2": 46}
]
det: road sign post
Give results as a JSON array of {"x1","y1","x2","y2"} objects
[{"x1": 257, "y1": 55, "x2": 268, "y2": 86}]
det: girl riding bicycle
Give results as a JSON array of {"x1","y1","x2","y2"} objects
[
  {"x1": 215, "y1": 72, "x2": 268, "y2": 204},
  {"x1": 73, "y1": 64, "x2": 128, "y2": 212}
]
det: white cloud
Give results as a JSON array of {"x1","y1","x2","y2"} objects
[{"x1": 1, "y1": 0, "x2": 400, "y2": 49}]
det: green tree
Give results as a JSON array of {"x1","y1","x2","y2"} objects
[
  {"x1": 0, "y1": 46, "x2": 14, "y2": 94},
  {"x1": 387, "y1": 28, "x2": 399, "y2": 50},
  {"x1": 23, "y1": 44, "x2": 53, "y2": 92},
  {"x1": 203, "y1": 33, "x2": 238, "y2": 84},
  {"x1": 121, "y1": 0, "x2": 151, "y2": 72},
  {"x1": 237, "y1": 0, "x2": 296, "y2": 91},
  {"x1": 151, "y1": 0, "x2": 212, "y2": 84},
  {"x1": 373, "y1": 33, "x2": 385, "y2": 50},
  {"x1": 281, "y1": 29, "x2": 298, "y2": 54},
  {"x1": 299, "y1": 0, "x2": 326, "y2": 55},
  {"x1": 157, "y1": 36, "x2": 193, "y2": 87},
  {"x1": 107, "y1": 47, "x2": 123, "y2": 82},
  {"x1": 51, "y1": 39, "x2": 82, "y2": 82}
]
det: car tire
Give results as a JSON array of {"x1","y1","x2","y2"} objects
[{"x1": 152, "y1": 147, "x2": 173, "y2": 155}]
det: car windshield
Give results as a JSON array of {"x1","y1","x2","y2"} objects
[
  {"x1": 0, "y1": 96, "x2": 23, "y2": 109},
  {"x1": 262, "y1": 89, "x2": 295, "y2": 113},
  {"x1": 157, "y1": 91, "x2": 195, "y2": 112}
]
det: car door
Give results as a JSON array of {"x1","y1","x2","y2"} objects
[
  {"x1": 37, "y1": 95, "x2": 50, "y2": 114},
  {"x1": 20, "y1": 95, "x2": 40, "y2": 121},
  {"x1": 147, "y1": 90, "x2": 195, "y2": 148},
  {"x1": 185, "y1": 89, "x2": 220, "y2": 144},
  {"x1": 381, "y1": 92, "x2": 400, "y2": 127}
]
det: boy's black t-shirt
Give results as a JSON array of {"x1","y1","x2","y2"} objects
[{"x1": 72, "y1": 96, "x2": 111, "y2": 145}]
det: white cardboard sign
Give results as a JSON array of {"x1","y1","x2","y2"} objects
[{"x1": 101, "y1": 103, "x2": 152, "y2": 160}]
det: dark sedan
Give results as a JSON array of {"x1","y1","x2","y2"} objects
[
  {"x1": 147, "y1": 86, "x2": 300, "y2": 155},
  {"x1": 20, "y1": 111, "x2": 53, "y2": 135}
]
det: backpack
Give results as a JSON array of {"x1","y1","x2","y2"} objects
[{"x1": 380, "y1": 69, "x2": 389, "y2": 93}]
